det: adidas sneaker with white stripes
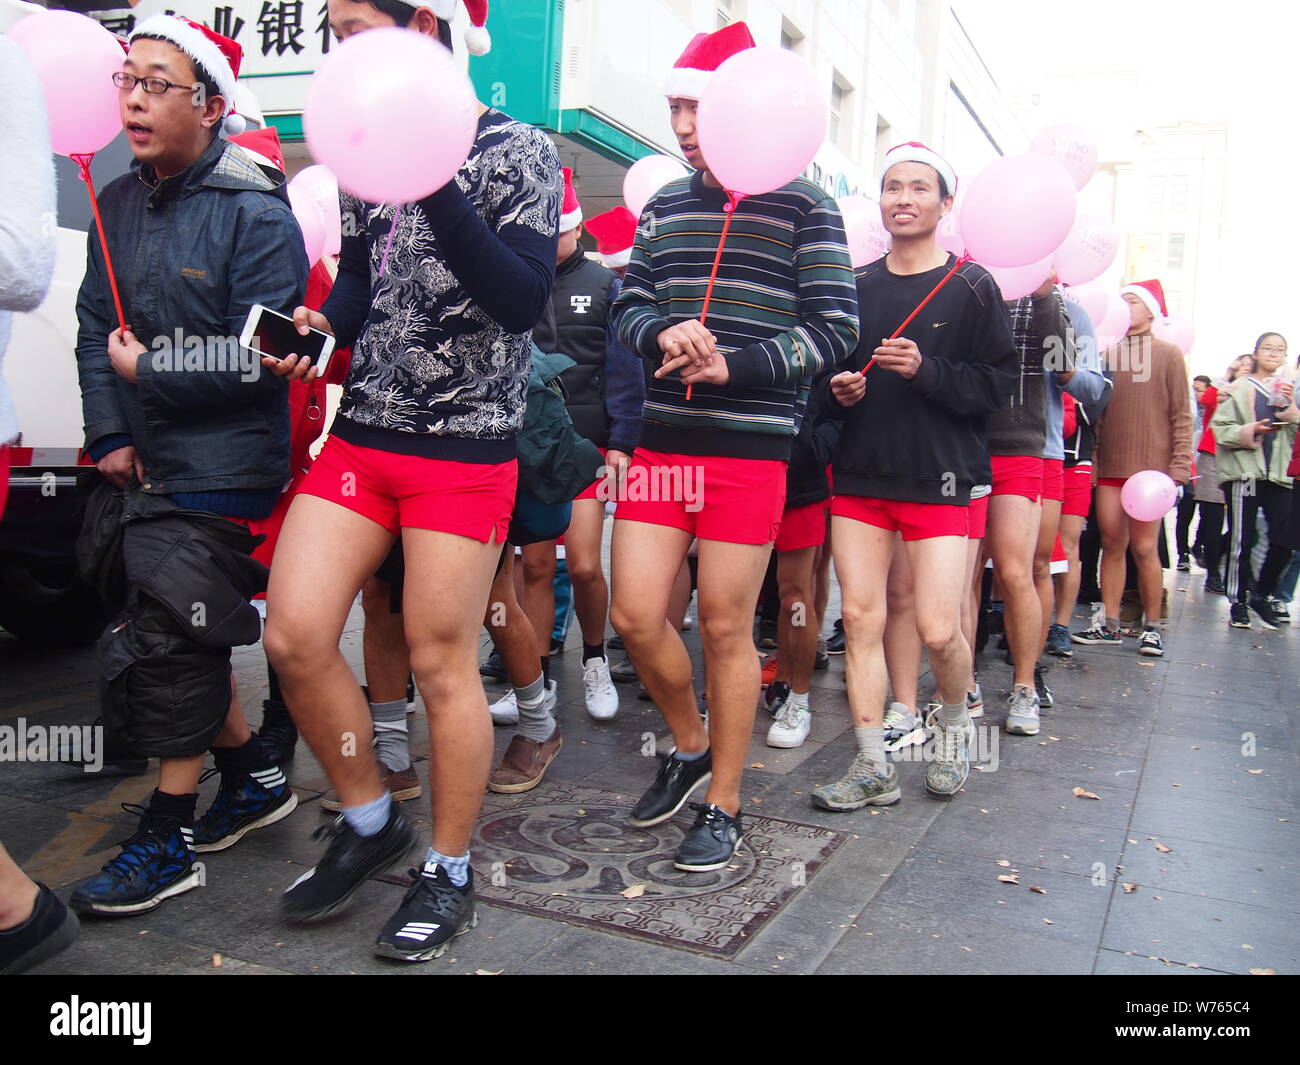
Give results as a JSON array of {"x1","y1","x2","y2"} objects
[
  {"x1": 193, "y1": 766, "x2": 298, "y2": 853},
  {"x1": 374, "y1": 861, "x2": 478, "y2": 962}
]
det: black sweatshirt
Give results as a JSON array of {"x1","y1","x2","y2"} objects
[{"x1": 825, "y1": 255, "x2": 1018, "y2": 505}]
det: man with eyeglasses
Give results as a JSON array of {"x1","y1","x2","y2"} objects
[{"x1": 69, "y1": 15, "x2": 308, "y2": 917}]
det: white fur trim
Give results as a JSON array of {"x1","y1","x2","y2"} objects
[
  {"x1": 1121, "y1": 285, "x2": 1162, "y2": 320},
  {"x1": 881, "y1": 145, "x2": 956, "y2": 196},
  {"x1": 222, "y1": 113, "x2": 246, "y2": 136},
  {"x1": 664, "y1": 66, "x2": 712, "y2": 100},
  {"x1": 131, "y1": 15, "x2": 236, "y2": 116},
  {"x1": 429, "y1": 0, "x2": 459, "y2": 19},
  {"x1": 601, "y1": 247, "x2": 632, "y2": 269},
  {"x1": 559, "y1": 207, "x2": 583, "y2": 232},
  {"x1": 465, "y1": 24, "x2": 491, "y2": 55}
]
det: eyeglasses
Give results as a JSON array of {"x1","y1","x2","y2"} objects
[
  {"x1": 1258, "y1": 345, "x2": 1287, "y2": 354},
  {"x1": 112, "y1": 72, "x2": 197, "y2": 95}
]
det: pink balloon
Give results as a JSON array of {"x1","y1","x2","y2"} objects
[
  {"x1": 1095, "y1": 292, "x2": 1132, "y2": 353},
  {"x1": 1053, "y1": 214, "x2": 1120, "y2": 286},
  {"x1": 1153, "y1": 312, "x2": 1196, "y2": 354},
  {"x1": 959, "y1": 154, "x2": 1077, "y2": 268},
  {"x1": 623, "y1": 155, "x2": 688, "y2": 218},
  {"x1": 292, "y1": 165, "x2": 341, "y2": 258},
  {"x1": 289, "y1": 186, "x2": 327, "y2": 268},
  {"x1": 1121, "y1": 470, "x2": 1177, "y2": 521},
  {"x1": 836, "y1": 195, "x2": 890, "y2": 268},
  {"x1": 984, "y1": 256, "x2": 1054, "y2": 301},
  {"x1": 1063, "y1": 280, "x2": 1108, "y2": 324},
  {"x1": 304, "y1": 28, "x2": 477, "y2": 203},
  {"x1": 1030, "y1": 122, "x2": 1099, "y2": 191},
  {"x1": 696, "y1": 47, "x2": 828, "y2": 196},
  {"x1": 9, "y1": 10, "x2": 124, "y2": 156}
]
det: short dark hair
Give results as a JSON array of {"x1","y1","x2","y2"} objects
[
  {"x1": 880, "y1": 162, "x2": 949, "y2": 201},
  {"x1": 1193, "y1": 375, "x2": 1211, "y2": 386},
  {"x1": 345, "y1": 1, "x2": 453, "y2": 46},
  {"x1": 1254, "y1": 331, "x2": 1287, "y2": 353}
]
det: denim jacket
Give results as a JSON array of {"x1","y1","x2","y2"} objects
[{"x1": 75, "y1": 136, "x2": 308, "y2": 496}]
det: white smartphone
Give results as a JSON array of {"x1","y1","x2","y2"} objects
[{"x1": 240, "y1": 304, "x2": 335, "y2": 379}]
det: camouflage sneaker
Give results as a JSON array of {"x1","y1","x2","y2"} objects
[
  {"x1": 924, "y1": 706, "x2": 973, "y2": 798},
  {"x1": 811, "y1": 755, "x2": 901, "y2": 812}
]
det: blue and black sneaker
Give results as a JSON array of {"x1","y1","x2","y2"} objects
[
  {"x1": 70, "y1": 805, "x2": 201, "y2": 917},
  {"x1": 193, "y1": 765, "x2": 297, "y2": 853}
]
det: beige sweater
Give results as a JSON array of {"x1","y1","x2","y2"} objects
[{"x1": 1094, "y1": 332, "x2": 1193, "y2": 483}]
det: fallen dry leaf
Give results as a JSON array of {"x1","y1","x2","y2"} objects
[
  {"x1": 475, "y1": 969, "x2": 504, "y2": 975},
  {"x1": 1247, "y1": 769, "x2": 1263, "y2": 775},
  {"x1": 212, "y1": 954, "x2": 222, "y2": 968},
  {"x1": 996, "y1": 859, "x2": 1011, "y2": 867},
  {"x1": 750, "y1": 762, "x2": 765, "y2": 769},
  {"x1": 1043, "y1": 918, "x2": 1054, "y2": 925},
  {"x1": 1154, "y1": 842, "x2": 1173, "y2": 854},
  {"x1": 1242, "y1": 944, "x2": 1254, "y2": 950},
  {"x1": 1137, "y1": 662, "x2": 1155, "y2": 667},
  {"x1": 997, "y1": 874, "x2": 1020, "y2": 884},
  {"x1": 1072, "y1": 787, "x2": 1100, "y2": 800},
  {"x1": 620, "y1": 883, "x2": 648, "y2": 899},
  {"x1": 1029, "y1": 885, "x2": 1046, "y2": 894},
  {"x1": 1122, "y1": 883, "x2": 1137, "y2": 894},
  {"x1": 1249, "y1": 969, "x2": 1276, "y2": 976},
  {"x1": 960, "y1": 946, "x2": 972, "y2": 952}
]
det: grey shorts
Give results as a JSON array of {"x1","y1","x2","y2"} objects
[{"x1": 1193, "y1": 451, "x2": 1225, "y2": 504}]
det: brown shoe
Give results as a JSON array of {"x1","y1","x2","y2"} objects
[
  {"x1": 488, "y1": 728, "x2": 563, "y2": 794},
  {"x1": 319, "y1": 761, "x2": 421, "y2": 812}
]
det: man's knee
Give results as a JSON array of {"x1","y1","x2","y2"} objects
[
  {"x1": 842, "y1": 600, "x2": 886, "y2": 643},
  {"x1": 916, "y1": 614, "x2": 960, "y2": 654}
]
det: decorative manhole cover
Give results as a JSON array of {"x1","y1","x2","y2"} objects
[{"x1": 469, "y1": 782, "x2": 845, "y2": 956}]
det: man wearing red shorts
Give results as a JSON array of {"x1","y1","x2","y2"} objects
[
  {"x1": 262, "y1": 1, "x2": 562, "y2": 961},
  {"x1": 610, "y1": 21, "x2": 858, "y2": 871},
  {"x1": 815, "y1": 142, "x2": 1016, "y2": 810}
]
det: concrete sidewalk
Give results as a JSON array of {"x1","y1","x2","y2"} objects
[{"x1": 2, "y1": 565, "x2": 1296, "y2": 976}]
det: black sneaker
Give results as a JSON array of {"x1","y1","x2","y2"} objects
[
  {"x1": 674, "y1": 803, "x2": 744, "y2": 872},
  {"x1": 826, "y1": 619, "x2": 845, "y2": 655},
  {"x1": 374, "y1": 860, "x2": 477, "y2": 962},
  {"x1": 628, "y1": 750, "x2": 712, "y2": 828},
  {"x1": 193, "y1": 765, "x2": 298, "y2": 853},
  {"x1": 758, "y1": 619, "x2": 778, "y2": 649},
  {"x1": 608, "y1": 633, "x2": 625, "y2": 651},
  {"x1": 764, "y1": 680, "x2": 791, "y2": 718},
  {"x1": 549, "y1": 636, "x2": 564, "y2": 656},
  {"x1": 69, "y1": 805, "x2": 200, "y2": 917},
  {"x1": 257, "y1": 699, "x2": 299, "y2": 767},
  {"x1": 0, "y1": 884, "x2": 79, "y2": 974},
  {"x1": 1033, "y1": 665, "x2": 1054, "y2": 708},
  {"x1": 1177, "y1": 554, "x2": 1191, "y2": 572},
  {"x1": 1205, "y1": 572, "x2": 1226, "y2": 596},
  {"x1": 1229, "y1": 602, "x2": 1251, "y2": 628},
  {"x1": 1249, "y1": 595, "x2": 1281, "y2": 630},
  {"x1": 1268, "y1": 597, "x2": 1291, "y2": 624},
  {"x1": 479, "y1": 650, "x2": 507, "y2": 681},
  {"x1": 281, "y1": 806, "x2": 417, "y2": 923},
  {"x1": 1138, "y1": 628, "x2": 1164, "y2": 656},
  {"x1": 1071, "y1": 625, "x2": 1121, "y2": 646}
]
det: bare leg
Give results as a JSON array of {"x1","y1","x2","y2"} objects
[
  {"x1": 775, "y1": 545, "x2": 818, "y2": 693},
  {"x1": 521, "y1": 541, "x2": 558, "y2": 663},
  {"x1": 0, "y1": 844, "x2": 39, "y2": 929},
  {"x1": 905, "y1": 535, "x2": 975, "y2": 705},
  {"x1": 831, "y1": 516, "x2": 896, "y2": 727},
  {"x1": 1034, "y1": 497, "x2": 1063, "y2": 656},
  {"x1": 964, "y1": 535, "x2": 985, "y2": 693},
  {"x1": 1055, "y1": 514, "x2": 1085, "y2": 627},
  {"x1": 985, "y1": 494, "x2": 1042, "y2": 686},
  {"x1": 566, "y1": 498, "x2": 611, "y2": 645},
  {"x1": 1127, "y1": 514, "x2": 1165, "y2": 626},
  {"x1": 883, "y1": 541, "x2": 921, "y2": 711},
  {"x1": 1095, "y1": 486, "x2": 1129, "y2": 622},
  {"x1": 486, "y1": 549, "x2": 545, "y2": 688},
  {"x1": 362, "y1": 577, "x2": 410, "y2": 703}
]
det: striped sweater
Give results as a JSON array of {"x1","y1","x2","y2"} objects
[{"x1": 612, "y1": 172, "x2": 858, "y2": 460}]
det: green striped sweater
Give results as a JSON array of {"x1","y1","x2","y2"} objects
[{"x1": 612, "y1": 171, "x2": 859, "y2": 460}]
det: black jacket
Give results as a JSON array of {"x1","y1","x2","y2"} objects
[
  {"x1": 78, "y1": 480, "x2": 268, "y2": 758},
  {"x1": 786, "y1": 376, "x2": 837, "y2": 509}
]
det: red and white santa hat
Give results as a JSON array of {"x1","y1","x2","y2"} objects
[
  {"x1": 129, "y1": 15, "x2": 246, "y2": 135},
  {"x1": 664, "y1": 21, "x2": 756, "y2": 100},
  {"x1": 1121, "y1": 278, "x2": 1168, "y2": 321},
  {"x1": 429, "y1": 0, "x2": 492, "y2": 55},
  {"x1": 559, "y1": 167, "x2": 583, "y2": 233},
  {"x1": 585, "y1": 206, "x2": 637, "y2": 269},
  {"x1": 229, "y1": 127, "x2": 286, "y2": 175},
  {"x1": 881, "y1": 141, "x2": 957, "y2": 196}
]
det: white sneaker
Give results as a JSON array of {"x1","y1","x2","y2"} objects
[
  {"x1": 489, "y1": 689, "x2": 518, "y2": 726},
  {"x1": 766, "y1": 698, "x2": 811, "y2": 748},
  {"x1": 582, "y1": 656, "x2": 619, "y2": 721},
  {"x1": 883, "y1": 701, "x2": 925, "y2": 752}
]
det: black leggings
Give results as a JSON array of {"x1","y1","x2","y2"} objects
[
  {"x1": 1175, "y1": 490, "x2": 1199, "y2": 557},
  {"x1": 1197, "y1": 501, "x2": 1225, "y2": 575},
  {"x1": 1223, "y1": 480, "x2": 1293, "y2": 603}
]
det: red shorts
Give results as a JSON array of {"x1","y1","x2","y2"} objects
[
  {"x1": 1040, "y1": 458, "x2": 1065, "y2": 503},
  {"x1": 968, "y1": 493, "x2": 989, "y2": 539},
  {"x1": 1097, "y1": 477, "x2": 1126, "y2": 489},
  {"x1": 775, "y1": 500, "x2": 828, "y2": 552},
  {"x1": 831, "y1": 494, "x2": 969, "y2": 541},
  {"x1": 614, "y1": 448, "x2": 785, "y2": 545},
  {"x1": 991, "y1": 455, "x2": 1043, "y2": 501},
  {"x1": 573, "y1": 448, "x2": 608, "y2": 502},
  {"x1": 1062, "y1": 463, "x2": 1093, "y2": 517},
  {"x1": 299, "y1": 435, "x2": 516, "y2": 541}
]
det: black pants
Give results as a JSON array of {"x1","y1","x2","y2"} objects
[
  {"x1": 1197, "y1": 501, "x2": 1225, "y2": 575},
  {"x1": 1224, "y1": 480, "x2": 1293, "y2": 604},
  {"x1": 1175, "y1": 490, "x2": 1199, "y2": 558}
]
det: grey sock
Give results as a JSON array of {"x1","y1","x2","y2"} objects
[
  {"x1": 517, "y1": 680, "x2": 556, "y2": 742},
  {"x1": 937, "y1": 701, "x2": 969, "y2": 727},
  {"x1": 853, "y1": 726, "x2": 887, "y2": 771},
  {"x1": 1105, "y1": 616, "x2": 1120, "y2": 632},
  {"x1": 370, "y1": 698, "x2": 410, "y2": 772},
  {"x1": 515, "y1": 674, "x2": 545, "y2": 709}
]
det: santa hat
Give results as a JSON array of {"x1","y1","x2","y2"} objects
[
  {"x1": 664, "y1": 21, "x2": 756, "y2": 100},
  {"x1": 130, "y1": 15, "x2": 246, "y2": 135},
  {"x1": 232, "y1": 83, "x2": 266, "y2": 131},
  {"x1": 229, "y1": 127, "x2": 285, "y2": 175},
  {"x1": 429, "y1": 0, "x2": 492, "y2": 55},
  {"x1": 1121, "y1": 279, "x2": 1168, "y2": 321},
  {"x1": 559, "y1": 167, "x2": 583, "y2": 233},
  {"x1": 585, "y1": 206, "x2": 637, "y2": 269},
  {"x1": 881, "y1": 141, "x2": 957, "y2": 196}
]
